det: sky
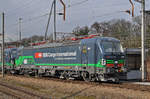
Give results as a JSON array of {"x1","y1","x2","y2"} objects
[{"x1": 0, "y1": 0, "x2": 150, "y2": 41}]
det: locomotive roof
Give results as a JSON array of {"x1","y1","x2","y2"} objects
[
  {"x1": 98, "y1": 37, "x2": 120, "y2": 42},
  {"x1": 23, "y1": 37, "x2": 120, "y2": 49},
  {"x1": 81, "y1": 37, "x2": 120, "y2": 44}
]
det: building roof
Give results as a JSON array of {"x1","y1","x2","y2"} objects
[
  {"x1": 0, "y1": 34, "x2": 17, "y2": 43},
  {"x1": 125, "y1": 48, "x2": 149, "y2": 54}
]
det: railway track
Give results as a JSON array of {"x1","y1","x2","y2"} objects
[
  {"x1": 0, "y1": 80, "x2": 50, "y2": 99},
  {"x1": 58, "y1": 79, "x2": 150, "y2": 93},
  {"x1": 1, "y1": 74, "x2": 149, "y2": 99},
  {"x1": 0, "y1": 88, "x2": 20, "y2": 99},
  {"x1": 9, "y1": 74, "x2": 150, "y2": 93}
]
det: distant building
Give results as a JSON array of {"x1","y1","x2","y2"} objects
[
  {"x1": 0, "y1": 34, "x2": 18, "y2": 48},
  {"x1": 124, "y1": 48, "x2": 149, "y2": 80},
  {"x1": 56, "y1": 32, "x2": 75, "y2": 40}
]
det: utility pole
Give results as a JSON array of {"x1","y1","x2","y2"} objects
[
  {"x1": 141, "y1": 0, "x2": 146, "y2": 81},
  {"x1": 19, "y1": 18, "x2": 22, "y2": 42},
  {"x1": 45, "y1": 0, "x2": 65, "y2": 41},
  {"x1": 45, "y1": 1, "x2": 54, "y2": 41},
  {"x1": 1, "y1": 12, "x2": 5, "y2": 77},
  {"x1": 53, "y1": 0, "x2": 56, "y2": 41}
]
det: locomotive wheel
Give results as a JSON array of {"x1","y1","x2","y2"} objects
[
  {"x1": 10, "y1": 69, "x2": 18, "y2": 75},
  {"x1": 64, "y1": 72, "x2": 70, "y2": 80},
  {"x1": 60, "y1": 71, "x2": 69, "y2": 80},
  {"x1": 90, "y1": 75, "x2": 96, "y2": 82},
  {"x1": 114, "y1": 77, "x2": 120, "y2": 84},
  {"x1": 82, "y1": 72, "x2": 91, "y2": 82}
]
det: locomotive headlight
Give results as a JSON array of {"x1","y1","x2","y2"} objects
[
  {"x1": 114, "y1": 61, "x2": 118, "y2": 64},
  {"x1": 101, "y1": 59, "x2": 106, "y2": 65},
  {"x1": 88, "y1": 47, "x2": 91, "y2": 50}
]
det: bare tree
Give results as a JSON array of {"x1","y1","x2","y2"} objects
[{"x1": 72, "y1": 26, "x2": 89, "y2": 36}]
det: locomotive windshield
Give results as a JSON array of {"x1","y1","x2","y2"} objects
[{"x1": 101, "y1": 41, "x2": 124, "y2": 53}]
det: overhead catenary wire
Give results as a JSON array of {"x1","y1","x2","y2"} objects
[
  {"x1": 11, "y1": 0, "x2": 131, "y2": 25},
  {"x1": 94, "y1": 10, "x2": 129, "y2": 18},
  {"x1": 6, "y1": 0, "x2": 36, "y2": 15},
  {"x1": 7, "y1": 0, "x2": 88, "y2": 27},
  {"x1": 8, "y1": 10, "x2": 124, "y2": 35},
  {"x1": 7, "y1": 18, "x2": 47, "y2": 41},
  {"x1": 7, "y1": 0, "x2": 133, "y2": 36},
  {"x1": 67, "y1": 0, "x2": 89, "y2": 8},
  {"x1": 7, "y1": 13, "x2": 48, "y2": 28},
  {"x1": 6, "y1": 0, "x2": 48, "y2": 18},
  {"x1": 7, "y1": 15, "x2": 46, "y2": 32},
  {"x1": 7, "y1": 0, "x2": 90, "y2": 28},
  {"x1": 6, "y1": 16, "x2": 47, "y2": 37}
]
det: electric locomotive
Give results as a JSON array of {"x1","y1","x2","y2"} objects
[{"x1": 3, "y1": 37, "x2": 126, "y2": 82}]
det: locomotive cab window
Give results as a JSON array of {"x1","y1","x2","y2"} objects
[{"x1": 101, "y1": 41, "x2": 124, "y2": 53}]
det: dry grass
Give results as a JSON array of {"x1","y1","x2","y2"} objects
[
  {"x1": 0, "y1": 92, "x2": 15, "y2": 99},
  {"x1": 0, "y1": 75, "x2": 150, "y2": 99}
]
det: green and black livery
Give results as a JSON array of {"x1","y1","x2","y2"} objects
[{"x1": 3, "y1": 37, "x2": 126, "y2": 82}]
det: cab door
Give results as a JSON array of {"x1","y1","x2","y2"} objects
[
  {"x1": 81, "y1": 44, "x2": 96, "y2": 75},
  {"x1": 81, "y1": 45, "x2": 88, "y2": 67}
]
